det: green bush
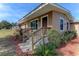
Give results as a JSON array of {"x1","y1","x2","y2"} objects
[
  {"x1": 34, "y1": 43, "x2": 59, "y2": 56},
  {"x1": 61, "y1": 31, "x2": 77, "y2": 44},
  {"x1": 13, "y1": 31, "x2": 21, "y2": 41},
  {"x1": 34, "y1": 30, "x2": 77, "y2": 56},
  {"x1": 47, "y1": 30, "x2": 61, "y2": 48}
]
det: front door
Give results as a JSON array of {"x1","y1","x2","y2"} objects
[
  {"x1": 42, "y1": 16, "x2": 47, "y2": 28},
  {"x1": 42, "y1": 16, "x2": 47, "y2": 34}
]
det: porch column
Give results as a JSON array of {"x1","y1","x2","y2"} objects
[{"x1": 41, "y1": 17, "x2": 42, "y2": 28}]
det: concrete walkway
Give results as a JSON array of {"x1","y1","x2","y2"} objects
[{"x1": 58, "y1": 37, "x2": 79, "y2": 56}]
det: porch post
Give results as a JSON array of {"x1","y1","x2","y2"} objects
[
  {"x1": 31, "y1": 30, "x2": 34, "y2": 54},
  {"x1": 41, "y1": 17, "x2": 42, "y2": 28},
  {"x1": 42, "y1": 28, "x2": 46, "y2": 55},
  {"x1": 25, "y1": 24, "x2": 26, "y2": 30}
]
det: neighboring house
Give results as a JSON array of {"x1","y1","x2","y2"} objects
[
  {"x1": 17, "y1": 3, "x2": 79, "y2": 53},
  {"x1": 71, "y1": 22, "x2": 79, "y2": 36}
]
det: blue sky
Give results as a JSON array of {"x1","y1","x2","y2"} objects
[
  {"x1": 59, "y1": 3, "x2": 79, "y2": 22},
  {"x1": 0, "y1": 3, "x2": 40, "y2": 23},
  {"x1": 0, "y1": 3, "x2": 79, "y2": 23}
]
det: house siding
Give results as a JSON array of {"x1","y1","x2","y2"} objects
[
  {"x1": 52, "y1": 11, "x2": 70, "y2": 32},
  {"x1": 20, "y1": 11, "x2": 53, "y2": 29},
  {"x1": 71, "y1": 23, "x2": 79, "y2": 36},
  {"x1": 20, "y1": 11, "x2": 71, "y2": 32},
  {"x1": 47, "y1": 11, "x2": 52, "y2": 27}
]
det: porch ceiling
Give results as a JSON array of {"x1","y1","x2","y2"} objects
[{"x1": 19, "y1": 3, "x2": 72, "y2": 24}]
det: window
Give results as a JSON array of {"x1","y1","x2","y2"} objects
[
  {"x1": 30, "y1": 20, "x2": 38, "y2": 30},
  {"x1": 60, "y1": 19, "x2": 63, "y2": 30},
  {"x1": 67, "y1": 22, "x2": 69, "y2": 30}
]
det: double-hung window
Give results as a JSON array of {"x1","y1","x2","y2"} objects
[
  {"x1": 30, "y1": 20, "x2": 38, "y2": 30},
  {"x1": 67, "y1": 22, "x2": 69, "y2": 30},
  {"x1": 60, "y1": 19, "x2": 64, "y2": 30}
]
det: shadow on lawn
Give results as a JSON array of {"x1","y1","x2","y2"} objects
[{"x1": 0, "y1": 35, "x2": 16, "y2": 56}]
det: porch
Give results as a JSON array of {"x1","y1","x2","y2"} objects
[{"x1": 16, "y1": 26, "x2": 51, "y2": 55}]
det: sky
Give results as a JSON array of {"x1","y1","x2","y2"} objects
[
  {"x1": 59, "y1": 3, "x2": 79, "y2": 22},
  {"x1": 0, "y1": 3, "x2": 79, "y2": 23},
  {"x1": 0, "y1": 3, "x2": 40, "y2": 23}
]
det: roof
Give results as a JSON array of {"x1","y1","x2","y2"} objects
[
  {"x1": 71, "y1": 22, "x2": 79, "y2": 24},
  {"x1": 18, "y1": 3, "x2": 73, "y2": 25}
]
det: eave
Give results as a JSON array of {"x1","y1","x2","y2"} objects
[{"x1": 18, "y1": 3, "x2": 73, "y2": 25}]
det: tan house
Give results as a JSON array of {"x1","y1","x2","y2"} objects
[
  {"x1": 18, "y1": 3, "x2": 73, "y2": 32},
  {"x1": 17, "y1": 3, "x2": 79, "y2": 53},
  {"x1": 71, "y1": 22, "x2": 79, "y2": 36}
]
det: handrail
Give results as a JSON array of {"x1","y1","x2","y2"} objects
[
  {"x1": 32, "y1": 27, "x2": 51, "y2": 34},
  {"x1": 33, "y1": 35, "x2": 47, "y2": 45},
  {"x1": 31, "y1": 27, "x2": 51, "y2": 52},
  {"x1": 20, "y1": 27, "x2": 52, "y2": 52},
  {"x1": 32, "y1": 27, "x2": 51, "y2": 44},
  {"x1": 24, "y1": 27, "x2": 51, "y2": 38}
]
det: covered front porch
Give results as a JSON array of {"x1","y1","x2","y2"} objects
[
  {"x1": 16, "y1": 3, "x2": 73, "y2": 55},
  {"x1": 16, "y1": 26, "x2": 51, "y2": 55},
  {"x1": 18, "y1": 14, "x2": 52, "y2": 54}
]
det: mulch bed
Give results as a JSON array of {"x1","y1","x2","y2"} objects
[{"x1": 57, "y1": 37, "x2": 79, "y2": 56}]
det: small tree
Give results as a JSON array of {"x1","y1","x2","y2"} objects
[
  {"x1": 0, "y1": 20, "x2": 16, "y2": 29},
  {"x1": 11, "y1": 22, "x2": 16, "y2": 26}
]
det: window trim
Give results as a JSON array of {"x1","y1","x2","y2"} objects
[
  {"x1": 41, "y1": 15, "x2": 48, "y2": 28},
  {"x1": 60, "y1": 17, "x2": 64, "y2": 32},
  {"x1": 67, "y1": 22, "x2": 69, "y2": 30},
  {"x1": 30, "y1": 18, "x2": 39, "y2": 30},
  {"x1": 67, "y1": 22, "x2": 70, "y2": 31}
]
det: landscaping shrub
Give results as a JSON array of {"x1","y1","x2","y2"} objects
[
  {"x1": 47, "y1": 30, "x2": 61, "y2": 48},
  {"x1": 13, "y1": 31, "x2": 21, "y2": 41},
  {"x1": 61, "y1": 31, "x2": 77, "y2": 44},
  {"x1": 34, "y1": 43, "x2": 59, "y2": 56},
  {"x1": 34, "y1": 30, "x2": 77, "y2": 56}
]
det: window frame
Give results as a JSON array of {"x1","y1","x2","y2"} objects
[
  {"x1": 41, "y1": 15, "x2": 48, "y2": 28},
  {"x1": 60, "y1": 17, "x2": 64, "y2": 31},
  {"x1": 67, "y1": 22, "x2": 69, "y2": 31},
  {"x1": 30, "y1": 19, "x2": 39, "y2": 30}
]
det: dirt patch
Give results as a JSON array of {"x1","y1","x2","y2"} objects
[
  {"x1": 58, "y1": 37, "x2": 79, "y2": 56},
  {"x1": 0, "y1": 37, "x2": 16, "y2": 56}
]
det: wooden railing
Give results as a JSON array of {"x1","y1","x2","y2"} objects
[
  {"x1": 30, "y1": 27, "x2": 51, "y2": 53},
  {"x1": 33, "y1": 27, "x2": 51, "y2": 44},
  {"x1": 19, "y1": 27, "x2": 51, "y2": 53}
]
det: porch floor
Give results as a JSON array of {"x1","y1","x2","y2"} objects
[{"x1": 58, "y1": 37, "x2": 79, "y2": 56}]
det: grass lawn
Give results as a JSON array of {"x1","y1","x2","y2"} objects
[
  {"x1": 0, "y1": 29, "x2": 15, "y2": 38},
  {"x1": 0, "y1": 29, "x2": 16, "y2": 56}
]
